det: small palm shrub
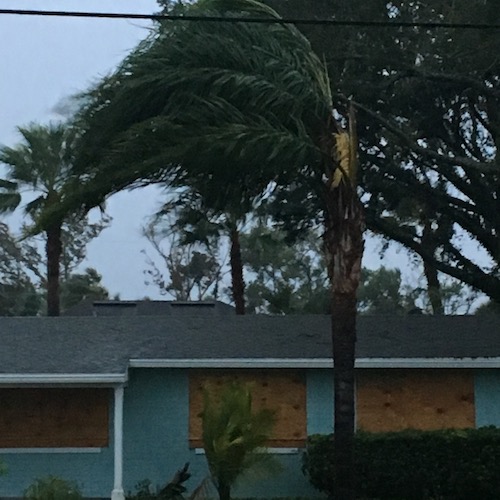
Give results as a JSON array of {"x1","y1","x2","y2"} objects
[
  {"x1": 24, "y1": 476, "x2": 82, "y2": 500},
  {"x1": 201, "y1": 382, "x2": 277, "y2": 500}
]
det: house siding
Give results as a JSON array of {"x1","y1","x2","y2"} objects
[
  {"x1": 307, "y1": 369, "x2": 334, "y2": 435},
  {"x1": 474, "y1": 370, "x2": 500, "y2": 427},
  {"x1": 123, "y1": 368, "x2": 191, "y2": 490}
]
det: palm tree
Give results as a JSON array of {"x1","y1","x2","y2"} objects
[
  {"x1": 0, "y1": 123, "x2": 74, "y2": 316},
  {"x1": 63, "y1": 1, "x2": 363, "y2": 496}
]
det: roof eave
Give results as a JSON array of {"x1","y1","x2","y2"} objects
[
  {"x1": 130, "y1": 357, "x2": 500, "y2": 369},
  {"x1": 0, "y1": 373, "x2": 128, "y2": 386}
]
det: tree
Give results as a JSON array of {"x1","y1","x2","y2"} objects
[
  {"x1": 58, "y1": 2, "x2": 364, "y2": 496},
  {"x1": 240, "y1": 224, "x2": 476, "y2": 315},
  {"x1": 0, "y1": 220, "x2": 109, "y2": 315},
  {"x1": 0, "y1": 123, "x2": 109, "y2": 315},
  {"x1": 142, "y1": 216, "x2": 224, "y2": 301},
  {"x1": 357, "y1": 267, "x2": 408, "y2": 315},
  {"x1": 475, "y1": 300, "x2": 500, "y2": 315},
  {"x1": 201, "y1": 382, "x2": 276, "y2": 500},
  {"x1": 0, "y1": 222, "x2": 42, "y2": 316},
  {"x1": 265, "y1": 0, "x2": 500, "y2": 307},
  {"x1": 149, "y1": 188, "x2": 248, "y2": 313},
  {"x1": 241, "y1": 224, "x2": 330, "y2": 314},
  {"x1": 60, "y1": 268, "x2": 109, "y2": 311}
]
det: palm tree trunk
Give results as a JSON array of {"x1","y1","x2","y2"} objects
[
  {"x1": 229, "y1": 226, "x2": 245, "y2": 315},
  {"x1": 46, "y1": 222, "x2": 62, "y2": 316},
  {"x1": 324, "y1": 185, "x2": 364, "y2": 500},
  {"x1": 217, "y1": 482, "x2": 231, "y2": 500}
]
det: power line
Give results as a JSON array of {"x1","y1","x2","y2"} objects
[{"x1": 0, "y1": 8, "x2": 499, "y2": 30}]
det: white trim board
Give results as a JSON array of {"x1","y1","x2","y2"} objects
[
  {"x1": 194, "y1": 447, "x2": 300, "y2": 455},
  {"x1": 0, "y1": 373, "x2": 127, "y2": 385},
  {"x1": 130, "y1": 358, "x2": 332, "y2": 369},
  {"x1": 0, "y1": 448, "x2": 102, "y2": 454},
  {"x1": 130, "y1": 357, "x2": 500, "y2": 369}
]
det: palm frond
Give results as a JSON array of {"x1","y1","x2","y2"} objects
[
  {"x1": 24, "y1": 195, "x2": 47, "y2": 215},
  {"x1": 68, "y1": 0, "x2": 333, "y2": 213},
  {"x1": 201, "y1": 382, "x2": 277, "y2": 491},
  {"x1": 0, "y1": 192, "x2": 21, "y2": 213}
]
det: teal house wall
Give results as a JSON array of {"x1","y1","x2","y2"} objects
[
  {"x1": 4, "y1": 368, "x2": 500, "y2": 498},
  {"x1": 0, "y1": 368, "x2": 332, "y2": 498},
  {"x1": 475, "y1": 370, "x2": 500, "y2": 427},
  {"x1": 122, "y1": 368, "x2": 332, "y2": 498}
]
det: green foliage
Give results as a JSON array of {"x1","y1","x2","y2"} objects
[
  {"x1": 0, "y1": 123, "x2": 72, "y2": 219},
  {"x1": 126, "y1": 464, "x2": 211, "y2": 500},
  {"x1": 240, "y1": 224, "x2": 475, "y2": 315},
  {"x1": 143, "y1": 216, "x2": 223, "y2": 301},
  {"x1": 475, "y1": 300, "x2": 500, "y2": 315},
  {"x1": 356, "y1": 267, "x2": 477, "y2": 315},
  {"x1": 127, "y1": 480, "x2": 159, "y2": 500},
  {"x1": 201, "y1": 382, "x2": 278, "y2": 500},
  {"x1": 59, "y1": 214, "x2": 112, "y2": 280},
  {"x1": 241, "y1": 224, "x2": 329, "y2": 314},
  {"x1": 63, "y1": 0, "x2": 333, "y2": 221},
  {"x1": 266, "y1": 0, "x2": 500, "y2": 304},
  {"x1": 60, "y1": 267, "x2": 109, "y2": 311},
  {"x1": 303, "y1": 428, "x2": 500, "y2": 500},
  {"x1": 23, "y1": 476, "x2": 82, "y2": 500},
  {"x1": 0, "y1": 220, "x2": 109, "y2": 316},
  {"x1": 0, "y1": 222, "x2": 42, "y2": 316},
  {"x1": 357, "y1": 267, "x2": 408, "y2": 314}
]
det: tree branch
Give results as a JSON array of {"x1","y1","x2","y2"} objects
[{"x1": 350, "y1": 98, "x2": 499, "y2": 175}]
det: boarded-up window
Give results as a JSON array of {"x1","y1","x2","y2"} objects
[
  {"x1": 189, "y1": 370, "x2": 306, "y2": 448},
  {"x1": 356, "y1": 369, "x2": 475, "y2": 432},
  {"x1": 0, "y1": 388, "x2": 110, "y2": 448}
]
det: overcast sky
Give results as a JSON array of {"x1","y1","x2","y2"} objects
[
  {"x1": 0, "y1": 0, "x2": 167, "y2": 299},
  {"x1": 0, "y1": 0, "x2": 417, "y2": 301}
]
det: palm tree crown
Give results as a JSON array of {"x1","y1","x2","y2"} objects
[
  {"x1": 0, "y1": 123, "x2": 73, "y2": 216},
  {"x1": 0, "y1": 123, "x2": 75, "y2": 316}
]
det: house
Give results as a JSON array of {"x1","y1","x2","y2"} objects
[{"x1": 0, "y1": 314, "x2": 499, "y2": 499}]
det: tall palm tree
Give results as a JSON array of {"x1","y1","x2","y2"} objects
[
  {"x1": 64, "y1": 1, "x2": 363, "y2": 496},
  {"x1": 0, "y1": 123, "x2": 74, "y2": 316}
]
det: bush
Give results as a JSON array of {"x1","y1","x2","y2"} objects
[
  {"x1": 24, "y1": 476, "x2": 82, "y2": 500},
  {"x1": 303, "y1": 427, "x2": 500, "y2": 500}
]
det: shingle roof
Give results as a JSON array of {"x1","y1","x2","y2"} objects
[{"x1": 0, "y1": 315, "x2": 498, "y2": 380}]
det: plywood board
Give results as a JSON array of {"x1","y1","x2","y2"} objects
[
  {"x1": 356, "y1": 369, "x2": 475, "y2": 432},
  {"x1": 189, "y1": 370, "x2": 306, "y2": 447},
  {"x1": 0, "y1": 388, "x2": 110, "y2": 447}
]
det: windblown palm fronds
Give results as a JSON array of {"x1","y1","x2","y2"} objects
[{"x1": 66, "y1": 0, "x2": 333, "y2": 211}]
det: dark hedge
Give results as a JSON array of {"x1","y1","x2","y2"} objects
[{"x1": 302, "y1": 427, "x2": 500, "y2": 499}]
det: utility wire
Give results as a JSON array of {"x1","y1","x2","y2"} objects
[{"x1": 0, "y1": 8, "x2": 499, "y2": 30}]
